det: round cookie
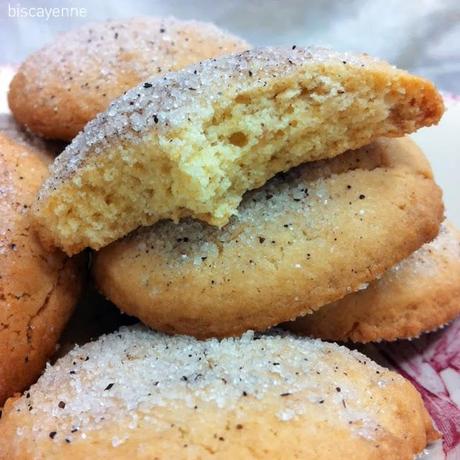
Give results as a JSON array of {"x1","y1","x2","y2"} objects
[
  {"x1": 31, "y1": 47, "x2": 443, "y2": 255},
  {"x1": 0, "y1": 326, "x2": 438, "y2": 459},
  {"x1": 286, "y1": 221, "x2": 460, "y2": 342},
  {"x1": 8, "y1": 17, "x2": 249, "y2": 140},
  {"x1": 0, "y1": 133, "x2": 84, "y2": 406},
  {"x1": 93, "y1": 137, "x2": 443, "y2": 338}
]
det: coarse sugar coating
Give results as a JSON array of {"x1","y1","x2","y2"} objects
[
  {"x1": 32, "y1": 46, "x2": 444, "y2": 254},
  {"x1": 93, "y1": 137, "x2": 443, "y2": 338},
  {"x1": 0, "y1": 133, "x2": 84, "y2": 406},
  {"x1": 287, "y1": 221, "x2": 460, "y2": 342},
  {"x1": 0, "y1": 325, "x2": 438, "y2": 459},
  {"x1": 8, "y1": 16, "x2": 249, "y2": 140}
]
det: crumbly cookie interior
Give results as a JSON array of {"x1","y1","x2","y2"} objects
[{"x1": 35, "y1": 62, "x2": 439, "y2": 254}]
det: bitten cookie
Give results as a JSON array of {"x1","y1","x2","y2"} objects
[
  {"x1": 31, "y1": 47, "x2": 443, "y2": 254},
  {"x1": 8, "y1": 17, "x2": 249, "y2": 140},
  {"x1": 93, "y1": 137, "x2": 443, "y2": 338},
  {"x1": 0, "y1": 326, "x2": 438, "y2": 460},
  {"x1": 286, "y1": 221, "x2": 460, "y2": 342},
  {"x1": 0, "y1": 133, "x2": 84, "y2": 406}
]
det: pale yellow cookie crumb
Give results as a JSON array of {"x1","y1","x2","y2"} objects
[{"x1": 32, "y1": 47, "x2": 443, "y2": 254}]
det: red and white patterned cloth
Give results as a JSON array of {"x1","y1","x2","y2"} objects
[{"x1": 364, "y1": 319, "x2": 460, "y2": 459}]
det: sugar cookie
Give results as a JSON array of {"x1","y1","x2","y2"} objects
[
  {"x1": 8, "y1": 17, "x2": 249, "y2": 140},
  {"x1": 0, "y1": 133, "x2": 84, "y2": 405},
  {"x1": 287, "y1": 222, "x2": 460, "y2": 342},
  {"x1": 93, "y1": 137, "x2": 443, "y2": 338},
  {"x1": 32, "y1": 47, "x2": 443, "y2": 254},
  {"x1": 0, "y1": 326, "x2": 437, "y2": 459}
]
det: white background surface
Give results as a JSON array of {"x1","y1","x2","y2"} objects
[
  {"x1": 0, "y1": 0, "x2": 460, "y2": 91},
  {"x1": 412, "y1": 97, "x2": 460, "y2": 227}
]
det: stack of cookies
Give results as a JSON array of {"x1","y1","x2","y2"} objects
[{"x1": 0, "y1": 17, "x2": 458, "y2": 460}]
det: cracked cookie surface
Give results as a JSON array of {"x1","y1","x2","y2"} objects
[{"x1": 0, "y1": 133, "x2": 84, "y2": 405}]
